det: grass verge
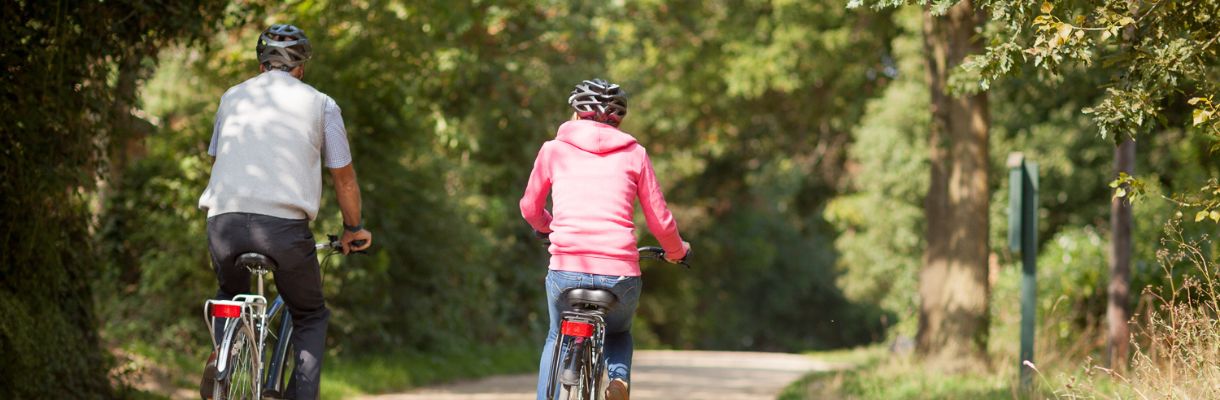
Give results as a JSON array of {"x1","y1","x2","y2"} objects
[
  {"x1": 320, "y1": 341, "x2": 537, "y2": 398},
  {"x1": 778, "y1": 347, "x2": 1026, "y2": 400}
]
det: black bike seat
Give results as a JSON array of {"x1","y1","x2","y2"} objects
[
  {"x1": 562, "y1": 288, "x2": 617, "y2": 310},
  {"x1": 236, "y1": 253, "x2": 277, "y2": 272}
]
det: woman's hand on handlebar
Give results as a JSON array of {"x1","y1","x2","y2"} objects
[
  {"x1": 341, "y1": 229, "x2": 373, "y2": 255},
  {"x1": 665, "y1": 241, "x2": 691, "y2": 264},
  {"x1": 534, "y1": 230, "x2": 551, "y2": 246}
]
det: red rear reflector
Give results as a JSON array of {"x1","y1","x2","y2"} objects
[
  {"x1": 561, "y1": 320, "x2": 594, "y2": 337},
  {"x1": 212, "y1": 304, "x2": 242, "y2": 318}
]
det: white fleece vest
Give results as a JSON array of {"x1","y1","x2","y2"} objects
[{"x1": 198, "y1": 71, "x2": 329, "y2": 220}]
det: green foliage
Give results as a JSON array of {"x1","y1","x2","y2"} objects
[
  {"x1": 779, "y1": 348, "x2": 1018, "y2": 400},
  {"x1": 853, "y1": 0, "x2": 1220, "y2": 211},
  {"x1": 597, "y1": 0, "x2": 899, "y2": 350},
  {"x1": 24, "y1": 1, "x2": 1217, "y2": 395},
  {"x1": 0, "y1": 0, "x2": 251, "y2": 397},
  {"x1": 320, "y1": 341, "x2": 537, "y2": 398},
  {"x1": 964, "y1": 0, "x2": 1220, "y2": 141},
  {"x1": 825, "y1": 6, "x2": 928, "y2": 323},
  {"x1": 827, "y1": 3, "x2": 1220, "y2": 362},
  {"x1": 990, "y1": 226, "x2": 1109, "y2": 352},
  {"x1": 93, "y1": 3, "x2": 902, "y2": 377}
]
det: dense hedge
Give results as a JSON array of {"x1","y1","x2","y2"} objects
[{"x1": 0, "y1": 1, "x2": 250, "y2": 397}]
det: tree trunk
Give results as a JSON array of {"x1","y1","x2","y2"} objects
[
  {"x1": 916, "y1": 0, "x2": 991, "y2": 370},
  {"x1": 1107, "y1": 138, "x2": 1135, "y2": 369}
]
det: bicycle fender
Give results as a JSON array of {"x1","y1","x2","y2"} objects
[{"x1": 214, "y1": 318, "x2": 239, "y2": 380}]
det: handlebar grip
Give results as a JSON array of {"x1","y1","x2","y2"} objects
[
  {"x1": 678, "y1": 247, "x2": 692, "y2": 269},
  {"x1": 323, "y1": 234, "x2": 369, "y2": 254},
  {"x1": 636, "y1": 246, "x2": 691, "y2": 268},
  {"x1": 534, "y1": 230, "x2": 551, "y2": 246}
]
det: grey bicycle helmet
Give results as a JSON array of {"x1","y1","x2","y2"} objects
[
  {"x1": 256, "y1": 24, "x2": 312, "y2": 71},
  {"x1": 568, "y1": 79, "x2": 627, "y2": 126}
]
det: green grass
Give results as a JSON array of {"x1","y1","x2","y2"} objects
[
  {"x1": 321, "y1": 342, "x2": 537, "y2": 398},
  {"x1": 779, "y1": 347, "x2": 1028, "y2": 400},
  {"x1": 799, "y1": 345, "x2": 888, "y2": 366},
  {"x1": 115, "y1": 340, "x2": 537, "y2": 399}
]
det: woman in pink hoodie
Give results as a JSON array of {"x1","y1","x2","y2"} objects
[{"x1": 520, "y1": 79, "x2": 690, "y2": 400}]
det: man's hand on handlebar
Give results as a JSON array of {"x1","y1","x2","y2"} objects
[
  {"x1": 341, "y1": 229, "x2": 373, "y2": 255},
  {"x1": 665, "y1": 241, "x2": 692, "y2": 264}
]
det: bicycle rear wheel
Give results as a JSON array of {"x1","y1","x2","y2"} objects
[
  {"x1": 214, "y1": 321, "x2": 259, "y2": 400},
  {"x1": 557, "y1": 342, "x2": 594, "y2": 400}
]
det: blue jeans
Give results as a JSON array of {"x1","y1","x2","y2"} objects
[{"x1": 536, "y1": 270, "x2": 642, "y2": 400}]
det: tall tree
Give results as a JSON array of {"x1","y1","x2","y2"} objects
[
  {"x1": 1108, "y1": 138, "x2": 1134, "y2": 367},
  {"x1": 915, "y1": 0, "x2": 991, "y2": 366}
]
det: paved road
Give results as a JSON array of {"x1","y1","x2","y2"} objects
[{"x1": 356, "y1": 350, "x2": 840, "y2": 400}]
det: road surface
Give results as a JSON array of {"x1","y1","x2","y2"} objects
[{"x1": 356, "y1": 350, "x2": 840, "y2": 400}]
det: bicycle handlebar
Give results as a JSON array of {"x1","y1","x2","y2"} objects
[
  {"x1": 638, "y1": 246, "x2": 692, "y2": 269},
  {"x1": 534, "y1": 231, "x2": 691, "y2": 268},
  {"x1": 317, "y1": 234, "x2": 368, "y2": 253}
]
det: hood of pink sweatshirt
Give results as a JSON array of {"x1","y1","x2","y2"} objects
[{"x1": 555, "y1": 120, "x2": 638, "y2": 154}]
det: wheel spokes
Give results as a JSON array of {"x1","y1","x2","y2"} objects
[{"x1": 226, "y1": 331, "x2": 257, "y2": 399}]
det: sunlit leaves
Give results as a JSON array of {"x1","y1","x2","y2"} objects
[
  {"x1": 1109, "y1": 172, "x2": 1147, "y2": 204},
  {"x1": 1188, "y1": 96, "x2": 1220, "y2": 140},
  {"x1": 1192, "y1": 210, "x2": 1220, "y2": 223},
  {"x1": 1181, "y1": 179, "x2": 1220, "y2": 224},
  {"x1": 920, "y1": 0, "x2": 1220, "y2": 149}
]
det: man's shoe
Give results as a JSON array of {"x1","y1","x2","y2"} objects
[
  {"x1": 606, "y1": 378, "x2": 629, "y2": 400},
  {"x1": 199, "y1": 351, "x2": 218, "y2": 400}
]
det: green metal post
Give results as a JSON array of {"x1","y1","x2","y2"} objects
[
  {"x1": 1020, "y1": 162, "x2": 1038, "y2": 390},
  {"x1": 1007, "y1": 153, "x2": 1038, "y2": 392},
  {"x1": 1008, "y1": 155, "x2": 1023, "y2": 253}
]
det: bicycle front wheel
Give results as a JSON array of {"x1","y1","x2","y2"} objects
[{"x1": 214, "y1": 320, "x2": 259, "y2": 400}]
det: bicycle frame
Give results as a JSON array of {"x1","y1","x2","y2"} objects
[
  {"x1": 204, "y1": 268, "x2": 290, "y2": 400},
  {"x1": 262, "y1": 296, "x2": 294, "y2": 396},
  {"x1": 202, "y1": 236, "x2": 356, "y2": 400}
]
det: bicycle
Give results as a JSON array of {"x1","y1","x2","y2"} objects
[
  {"x1": 543, "y1": 246, "x2": 690, "y2": 400},
  {"x1": 202, "y1": 235, "x2": 362, "y2": 400}
]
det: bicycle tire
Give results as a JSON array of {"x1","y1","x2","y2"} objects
[{"x1": 214, "y1": 320, "x2": 259, "y2": 400}]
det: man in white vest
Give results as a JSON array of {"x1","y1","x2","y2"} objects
[{"x1": 197, "y1": 24, "x2": 372, "y2": 400}]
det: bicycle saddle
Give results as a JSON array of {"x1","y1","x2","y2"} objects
[
  {"x1": 562, "y1": 288, "x2": 617, "y2": 310},
  {"x1": 236, "y1": 253, "x2": 277, "y2": 272}
]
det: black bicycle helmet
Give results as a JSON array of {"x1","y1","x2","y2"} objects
[
  {"x1": 568, "y1": 79, "x2": 627, "y2": 126},
  {"x1": 256, "y1": 24, "x2": 312, "y2": 71}
]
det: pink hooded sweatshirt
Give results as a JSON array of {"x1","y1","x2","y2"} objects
[{"x1": 520, "y1": 119, "x2": 686, "y2": 277}]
